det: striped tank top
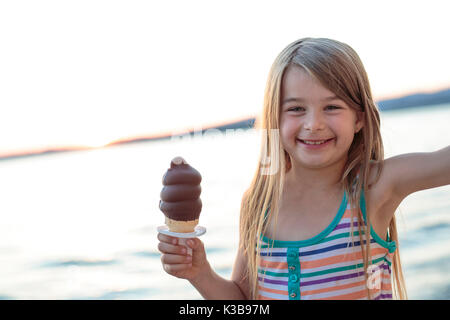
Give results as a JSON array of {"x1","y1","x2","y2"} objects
[{"x1": 257, "y1": 191, "x2": 396, "y2": 300}]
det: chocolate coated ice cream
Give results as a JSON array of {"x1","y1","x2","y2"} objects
[{"x1": 159, "y1": 157, "x2": 202, "y2": 221}]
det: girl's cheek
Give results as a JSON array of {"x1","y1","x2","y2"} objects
[
  {"x1": 280, "y1": 121, "x2": 296, "y2": 137},
  {"x1": 286, "y1": 118, "x2": 303, "y2": 133}
]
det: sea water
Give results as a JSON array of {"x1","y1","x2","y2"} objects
[{"x1": 0, "y1": 104, "x2": 449, "y2": 300}]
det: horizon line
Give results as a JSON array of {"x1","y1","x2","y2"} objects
[{"x1": 1, "y1": 86, "x2": 449, "y2": 161}]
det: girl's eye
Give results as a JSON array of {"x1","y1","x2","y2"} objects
[
  {"x1": 326, "y1": 105, "x2": 341, "y2": 110},
  {"x1": 288, "y1": 106, "x2": 305, "y2": 112}
]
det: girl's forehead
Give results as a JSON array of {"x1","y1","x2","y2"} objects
[{"x1": 281, "y1": 66, "x2": 335, "y2": 101}]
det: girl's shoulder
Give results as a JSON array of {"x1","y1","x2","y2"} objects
[
  {"x1": 365, "y1": 159, "x2": 402, "y2": 213},
  {"x1": 364, "y1": 159, "x2": 403, "y2": 239},
  {"x1": 366, "y1": 157, "x2": 400, "y2": 193}
]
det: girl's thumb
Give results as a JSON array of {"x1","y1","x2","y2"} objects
[{"x1": 187, "y1": 238, "x2": 201, "y2": 250}]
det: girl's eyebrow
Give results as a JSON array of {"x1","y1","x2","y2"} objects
[{"x1": 282, "y1": 95, "x2": 339, "y2": 105}]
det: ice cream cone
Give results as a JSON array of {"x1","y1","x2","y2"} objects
[{"x1": 165, "y1": 217, "x2": 199, "y2": 233}]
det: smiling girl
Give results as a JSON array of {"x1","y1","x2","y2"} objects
[{"x1": 157, "y1": 37, "x2": 450, "y2": 300}]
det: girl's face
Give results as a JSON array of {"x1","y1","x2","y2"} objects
[{"x1": 279, "y1": 65, "x2": 363, "y2": 170}]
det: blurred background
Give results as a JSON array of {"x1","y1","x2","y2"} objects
[{"x1": 0, "y1": 0, "x2": 449, "y2": 299}]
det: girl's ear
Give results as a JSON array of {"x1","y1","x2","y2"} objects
[{"x1": 355, "y1": 111, "x2": 364, "y2": 133}]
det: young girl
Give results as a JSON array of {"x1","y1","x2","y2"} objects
[{"x1": 157, "y1": 37, "x2": 450, "y2": 300}]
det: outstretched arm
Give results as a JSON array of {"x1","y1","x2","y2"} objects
[{"x1": 385, "y1": 145, "x2": 450, "y2": 200}]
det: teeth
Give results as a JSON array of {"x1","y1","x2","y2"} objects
[
  {"x1": 299, "y1": 139, "x2": 330, "y2": 145},
  {"x1": 303, "y1": 140, "x2": 326, "y2": 145}
]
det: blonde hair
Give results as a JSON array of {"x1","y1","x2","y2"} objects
[{"x1": 239, "y1": 37, "x2": 407, "y2": 300}]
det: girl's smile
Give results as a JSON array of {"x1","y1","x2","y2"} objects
[{"x1": 296, "y1": 137, "x2": 335, "y2": 148}]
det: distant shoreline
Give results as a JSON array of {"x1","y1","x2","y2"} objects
[
  {"x1": 376, "y1": 88, "x2": 450, "y2": 111},
  {"x1": 1, "y1": 87, "x2": 449, "y2": 161}
]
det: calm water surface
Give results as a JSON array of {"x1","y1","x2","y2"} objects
[{"x1": 0, "y1": 104, "x2": 449, "y2": 299}]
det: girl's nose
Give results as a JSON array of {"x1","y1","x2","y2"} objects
[{"x1": 304, "y1": 111, "x2": 325, "y2": 132}]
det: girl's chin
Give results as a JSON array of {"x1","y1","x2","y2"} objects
[
  {"x1": 288, "y1": 152, "x2": 350, "y2": 170},
  {"x1": 294, "y1": 161, "x2": 330, "y2": 170}
]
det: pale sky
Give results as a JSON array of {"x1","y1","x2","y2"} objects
[{"x1": 1, "y1": 0, "x2": 449, "y2": 154}]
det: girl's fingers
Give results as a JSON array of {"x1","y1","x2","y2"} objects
[
  {"x1": 161, "y1": 253, "x2": 192, "y2": 265},
  {"x1": 158, "y1": 241, "x2": 187, "y2": 255},
  {"x1": 157, "y1": 232, "x2": 196, "y2": 275},
  {"x1": 163, "y1": 263, "x2": 192, "y2": 273},
  {"x1": 157, "y1": 232, "x2": 178, "y2": 245}
]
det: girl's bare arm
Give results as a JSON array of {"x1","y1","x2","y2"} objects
[
  {"x1": 367, "y1": 145, "x2": 450, "y2": 228},
  {"x1": 188, "y1": 240, "x2": 249, "y2": 299},
  {"x1": 386, "y1": 145, "x2": 450, "y2": 199}
]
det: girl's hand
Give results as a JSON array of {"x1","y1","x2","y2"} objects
[{"x1": 157, "y1": 233, "x2": 209, "y2": 281}]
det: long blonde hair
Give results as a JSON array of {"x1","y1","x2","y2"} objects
[{"x1": 239, "y1": 37, "x2": 407, "y2": 300}]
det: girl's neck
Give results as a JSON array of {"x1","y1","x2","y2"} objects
[{"x1": 284, "y1": 159, "x2": 345, "y2": 197}]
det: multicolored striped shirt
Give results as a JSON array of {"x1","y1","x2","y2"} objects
[{"x1": 257, "y1": 191, "x2": 396, "y2": 300}]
